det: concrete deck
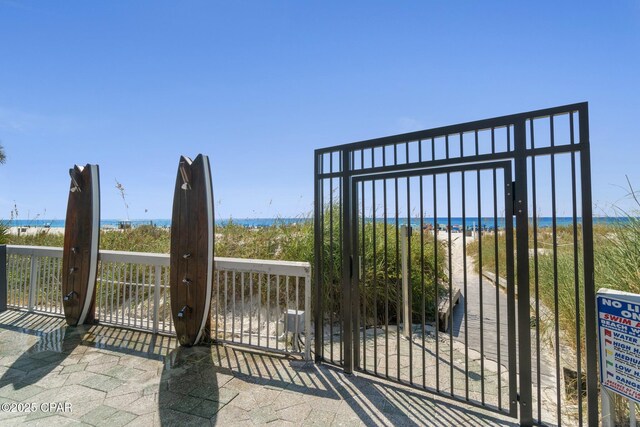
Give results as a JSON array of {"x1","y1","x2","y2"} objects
[{"x1": 0, "y1": 310, "x2": 519, "y2": 426}]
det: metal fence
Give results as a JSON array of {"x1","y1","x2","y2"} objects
[
  {"x1": 314, "y1": 102, "x2": 596, "y2": 426},
  {"x1": 2, "y1": 245, "x2": 311, "y2": 359}
]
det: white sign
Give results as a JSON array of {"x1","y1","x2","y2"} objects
[{"x1": 597, "y1": 289, "x2": 640, "y2": 404}]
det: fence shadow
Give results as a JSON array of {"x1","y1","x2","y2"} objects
[
  {"x1": 0, "y1": 310, "x2": 518, "y2": 426},
  {"x1": 0, "y1": 311, "x2": 85, "y2": 390}
]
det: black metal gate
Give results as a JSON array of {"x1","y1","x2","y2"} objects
[{"x1": 314, "y1": 103, "x2": 597, "y2": 426}]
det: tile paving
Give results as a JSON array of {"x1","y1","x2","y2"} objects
[{"x1": 0, "y1": 310, "x2": 519, "y2": 426}]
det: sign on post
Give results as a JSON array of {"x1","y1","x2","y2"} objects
[{"x1": 597, "y1": 289, "x2": 640, "y2": 403}]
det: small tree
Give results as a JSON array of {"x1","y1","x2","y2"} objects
[{"x1": 0, "y1": 143, "x2": 6, "y2": 164}]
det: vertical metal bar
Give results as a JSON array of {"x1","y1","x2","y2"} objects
[
  {"x1": 28, "y1": 255, "x2": 38, "y2": 311},
  {"x1": 115, "y1": 263, "x2": 121, "y2": 324},
  {"x1": 0, "y1": 245, "x2": 6, "y2": 313},
  {"x1": 285, "y1": 275, "x2": 290, "y2": 351},
  {"x1": 407, "y1": 174, "x2": 413, "y2": 385},
  {"x1": 351, "y1": 175, "x2": 361, "y2": 368},
  {"x1": 134, "y1": 264, "x2": 140, "y2": 327},
  {"x1": 420, "y1": 174, "x2": 426, "y2": 389},
  {"x1": 153, "y1": 265, "x2": 161, "y2": 333},
  {"x1": 144, "y1": 265, "x2": 150, "y2": 329},
  {"x1": 249, "y1": 273, "x2": 253, "y2": 346},
  {"x1": 7, "y1": 253, "x2": 14, "y2": 308},
  {"x1": 257, "y1": 273, "x2": 261, "y2": 344},
  {"x1": 24, "y1": 256, "x2": 29, "y2": 308},
  {"x1": 42, "y1": 256, "x2": 50, "y2": 312},
  {"x1": 530, "y1": 118, "x2": 542, "y2": 421},
  {"x1": 579, "y1": 105, "x2": 598, "y2": 427},
  {"x1": 19, "y1": 255, "x2": 25, "y2": 307},
  {"x1": 46, "y1": 257, "x2": 51, "y2": 312},
  {"x1": 493, "y1": 167, "x2": 502, "y2": 411},
  {"x1": 55, "y1": 257, "x2": 61, "y2": 312},
  {"x1": 20, "y1": 255, "x2": 26, "y2": 307},
  {"x1": 341, "y1": 148, "x2": 353, "y2": 373},
  {"x1": 514, "y1": 119, "x2": 533, "y2": 426},
  {"x1": 477, "y1": 166, "x2": 485, "y2": 404},
  {"x1": 305, "y1": 270, "x2": 311, "y2": 361},
  {"x1": 384, "y1": 176, "x2": 389, "y2": 379},
  {"x1": 372, "y1": 178, "x2": 378, "y2": 376},
  {"x1": 8, "y1": 254, "x2": 14, "y2": 307},
  {"x1": 329, "y1": 155, "x2": 335, "y2": 362},
  {"x1": 569, "y1": 112, "x2": 583, "y2": 425},
  {"x1": 166, "y1": 267, "x2": 172, "y2": 333},
  {"x1": 275, "y1": 275, "x2": 279, "y2": 350},
  {"x1": 266, "y1": 274, "x2": 270, "y2": 347},
  {"x1": 462, "y1": 170, "x2": 469, "y2": 400},
  {"x1": 127, "y1": 263, "x2": 133, "y2": 326},
  {"x1": 233, "y1": 271, "x2": 237, "y2": 343},
  {"x1": 314, "y1": 151, "x2": 324, "y2": 361},
  {"x1": 216, "y1": 269, "x2": 220, "y2": 339},
  {"x1": 395, "y1": 172, "x2": 401, "y2": 381},
  {"x1": 361, "y1": 177, "x2": 366, "y2": 370},
  {"x1": 447, "y1": 172, "x2": 453, "y2": 396},
  {"x1": 550, "y1": 115, "x2": 562, "y2": 427},
  {"x1": 504, "y1": 167, "x2": 518, "y2": 417},
  {"x1": 224, "y1": 271, "x2": 228, "y2": 339},
  {"x1": 434, "y1": 169, "x2": 440, "y2": 392},
  {"x1": 241, "y1": 272, "x2": 245, "y2": 344},
  {"x1": 401, "y1": 225, "x2": 409, "y2": 341},
  {"x1": 295, "y1": 276, "x2": 300, "y2": 352},
  {"x1": 339, "y1": 151, "x2": 344, "y2": 364}
]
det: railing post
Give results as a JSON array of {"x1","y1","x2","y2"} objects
[
  {"x1": 0, "y1": 245, "x2": 7, "y2": 313},
  {"x1": 305, "y1": 268, "x2": 312, "y2": 361},
  {"x1": 28, "y1": 255, "x2": 39, "y2": 312},
  {"x1": 153, "y1": 265, "x2": 161, "y2": 333}
]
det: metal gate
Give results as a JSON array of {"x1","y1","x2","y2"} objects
[{"x1": 314, "y1": 103, "x2": 597, "y2": 426}]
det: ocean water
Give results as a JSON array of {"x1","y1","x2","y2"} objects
[{"x1": 4, "y1": 217, "x2": 633, "y2": 229}]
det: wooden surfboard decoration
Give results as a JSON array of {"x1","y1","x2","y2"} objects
[
  {"x1": 170, "y1": 154, "x2": 214, "y2": 346},
  {"x1": 61, "y1": 164, "x2": 100, "y2": 326}
]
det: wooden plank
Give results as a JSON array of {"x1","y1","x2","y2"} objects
[
  {"x1": 61, "y1": 164, "x2": 100, "y2": 326},
  {"x1": 170, "y1": 154, "x2": 214, "y2": 346}
]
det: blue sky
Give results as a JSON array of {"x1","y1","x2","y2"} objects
[{"x1": 0, "y1": 1, "x2": 639, "y2": 220}]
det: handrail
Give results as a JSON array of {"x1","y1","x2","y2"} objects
[
  {"x1": 7, "y1": 246, "x2": 311, "y2": 277},
  {"x1": 3, "y1": 244, "x2": 312, "y2": 360}
]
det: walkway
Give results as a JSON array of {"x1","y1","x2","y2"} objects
[
  {"x1": 448, "y1": 233, "x2": 567, "y2": 426},
  {"x1": 0, "y1": 310, "x2": 520, "y2": 426}
]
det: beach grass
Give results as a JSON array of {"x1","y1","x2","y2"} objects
[
  {"x1": 0, "y1": 221, "x2": 8, "y2": 245},
  {"x1": 467, "y1": 216, "x2": 640, "y2": 354},
  {"x1": 6, "y1": 212, "x2": 447, "y2": 325}
]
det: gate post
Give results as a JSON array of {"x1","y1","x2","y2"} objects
[
  {"x1": 579, "y1": 105, "x2": 599, "y2": 426},
  {"x1": 0, "y1": 245, "x2": 7, "y2": 313},
  {"x1": 341, "y1": 149, "x2": 354, "y2": 373},
  {"x1": 514, "y1": 120, "x2": 533, "y2": 426},
  {"x1": 314, "y1": 151, "x2": 324, "y2": 362}
]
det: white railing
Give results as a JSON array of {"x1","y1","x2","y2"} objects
[{"x1": 3, "y1": 245, "x2": 311, "y2": 359}]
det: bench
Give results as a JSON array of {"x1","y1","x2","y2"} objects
[{"x1": 438, "y1": 287, "x2": 461, "y2": 332}]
